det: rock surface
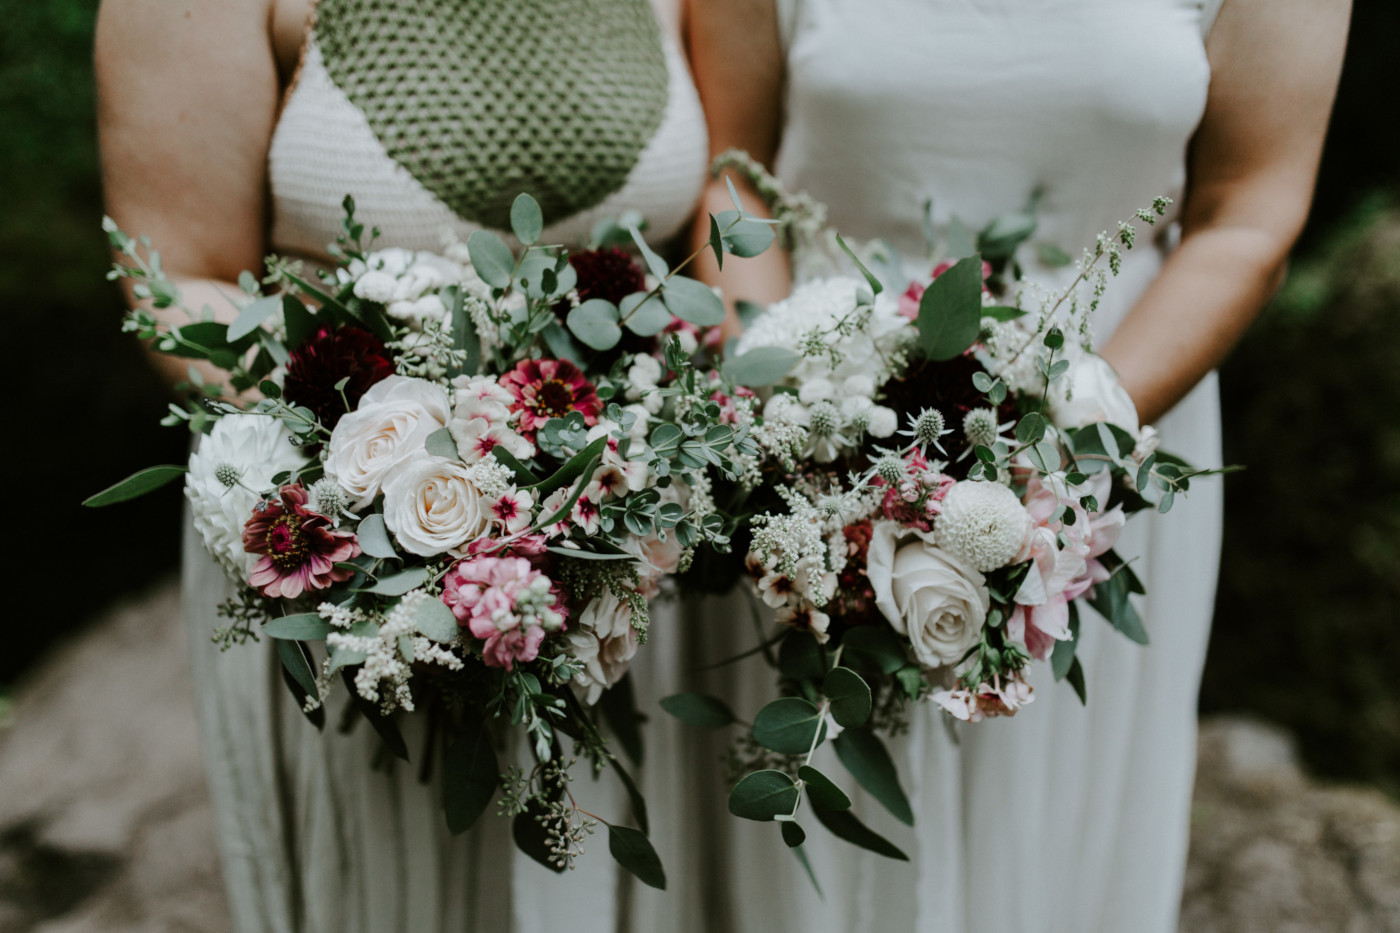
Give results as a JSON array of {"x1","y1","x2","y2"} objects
[{"x1": 0, "y1": 582, "x2": 1396, "y2": 931}]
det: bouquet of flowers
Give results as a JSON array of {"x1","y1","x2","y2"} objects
[
  {"x1": 87, "y1": 191, "x2": 778, "y2": 886},
  {"x1": 663, "y1": 177, "x2": 1225, "y2": 871}
]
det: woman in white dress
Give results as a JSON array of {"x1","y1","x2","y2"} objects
[
  {"x1": 685, "y1": 0, "x2": 1348, "y2": 930},
  {"x1": 97, "y1": 1, "x2": 712, "y2": 930}
]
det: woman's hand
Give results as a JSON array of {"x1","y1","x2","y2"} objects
[
  {"x1": 684, "y1": 0, "x2": 792, "y2": 344},
  {"x1": 96, "y1": 0, "x2": 305, "y2": 388},
  {"x1": 1099, "y1": 0, "x2": 1350, "y2": 425}
]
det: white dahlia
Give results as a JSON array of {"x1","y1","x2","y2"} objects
[
  {"x1": 185, "y1": 414, "x2": 308, "y2": 576},
  {"x1": 934, "y1": 481, "x2": 1032, "y2": 572}
]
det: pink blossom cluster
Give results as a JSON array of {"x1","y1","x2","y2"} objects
[
  {"x1": 1008, "y1": 472, "x2": 1126, "y2": 659},
  {"x1": 879, "y1": 449, "x2": 955, "y2": 532},
  {"x1": 441, "y1": 555, "x2": 568, "y2": 670}
]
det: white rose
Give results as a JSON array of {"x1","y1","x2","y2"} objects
[
  {"x1": 380, "y1": 456, "x2": 490, "y2": 557},
  {"x1": 324, "y1": 376, "x2": 450, "y2": 510},
  {"x1": 1047, "y1": 352, "x2": 1141, "y2": 437},
  {"x1": 867, "y1": 520, "x2": 990, "y2": 669},
  {"x1": 185, "y1": 414, "x2": 307, "y2": 576},
  {"x1": 565, "y1": 591, "x2": 640, "y2": 705}
]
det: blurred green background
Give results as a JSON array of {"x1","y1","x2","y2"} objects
[{"x1": 4, "y1": 2, "x2": 1397, "y2": 794}]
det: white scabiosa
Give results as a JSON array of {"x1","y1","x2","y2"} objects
[
  {"x1": 934, "y1": 480, "x2": 1032, "y2": 572},
  {"x1": 185, "y1": 414, "x2": 307, "y2": 576}
]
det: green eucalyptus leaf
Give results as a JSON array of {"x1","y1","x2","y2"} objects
[
  {"x1": 822, "y1": 667, "x2": 873, "y2": 728},
  {"x1": 425, "y1": 427, "x2": 460, "y2": 461},
  {"x1": 358, "y1": 567, "x2": 429, "y2": 596},
  {"x1": 413, "y1": 595, "x2": 459, "y2": 643},
  {"x1": 83, "y1": 465, "x2": 187, "y2": 507},
  {"x1": 263, "y1": 613, "x2": 331, "y2": 641},
  {"x1": 945, "y1": 215, "x2": 977, "y2": 259},
  {"x1": 781, "y1": 820, "x2": 806, "y2": 848},
  {"x1": 629, "y1": 225, "x2": 670, "y2": 279},
  {"x1": 608, "y1": 825, "x2": 666, "y2": 890},
  {"x1": 541, "y1": 320, "x2": 585, "y2": 368},
  {"x1": 355, "y1": 513, "x2": 398, "y2": 560},
  {"x1": 660, "y1": 693, "x2": 738, "y2": 729},
  {"x1": 728, "y1": 769, "x2": 799, "y2": 821},
  {"x1": 836, "y1": 233, "x2": 884, "y2": 296},
  {"x1": 811, "y1": 806, "x2": 909, "y2": 861},
  {"x1": 568, "y1": 299, "x2": 622, "y2": 351},
  {"x1": 725, "y1": 346, "x2": 801, "y2": 388},
  {"x1": 832, "y1": 728, "x2": 914, "y2": 825},
  {"x1": 662, "y1": 276, "x2": 726, "y2": 327},
  {"x1": 918, "y1": 255, "x2": 984, "y2": 361},
  {"x1": 276, "y1": 640, "x2": 325, "y2": 730},
  {"x1": 798, "y1": 765, "x2": 852, "y2": 811},
  {"x1": 444, "y1": 716, "x2": 499, "y2": 834},
  {"x1": 282, "y1": 294, "x2": 317, "y2": 350},
  {"x1": 1051, "y1": 602, "x2": 1081, "y2": 681},
  {"x1": 509, "y1": 193, "x2": 544, "y2": 246},
  {"x1": 753, "y1": 697, "x2": 826, "y2": 755},
  {"x1": 467, "y1": 229, "x2": 516, "y2": 289},
  {"x1": 981, "y1": 306, "x2": 1029, "y2": 323},
  {"x1": 227, "y1": 294, "x2": 283, "y2": 341},
  {"x1": 778, "y1": 630, "x2": 826, "y2": 680},
  {"x1": 715, "y1": 209, "x2": 776, "y2": 258},
  {"x1": 620, "y1": 292, "x2": 671, "y2": 337},
  {"x1": 707, "y1": 213, "x2": 725, "y2": 270},
  {"x1": 840, "y1": 627, "x2": 906, "y2": 675}
]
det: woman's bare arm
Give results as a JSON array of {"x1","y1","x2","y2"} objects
[
  {"x1": 1099, "y1": 0, "x2": 1350, "y2": 424},
  {"x1": 96, "y1": 0, "x2": 284, "y2": 387},
  {"x1": 684, "y1": 0, "x2": 792, "y2": 342}
]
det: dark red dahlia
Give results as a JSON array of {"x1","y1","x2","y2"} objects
[
  {"x1": 243, "y1": 484, "x2": 361, "y2": 599},
  {"x1": 566, "y1": 248, "x2": 647, "y2": 307},
  {"x1": 499, "y1": 358, "x2": 601, "y2": 440},
  {"x1": 283, "y1": 326, "x2": 394, "y2": 430}
]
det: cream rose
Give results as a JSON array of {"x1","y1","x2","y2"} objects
[
  {"x1": 1047, "y1": 351, "x2": 1141, "y2": 437},
  {"x1": 867, "y1": 520, "x2": 990, "y2": 669},
  {"x1": 324, "y1": 376, "x2": 450, "y2": 510},
  {"x1": 380, "y1": 456, "x2": 491, "y2": 557}
]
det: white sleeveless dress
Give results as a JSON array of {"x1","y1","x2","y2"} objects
[
  {"x1": 182, "y1": 3, "x2": 710, "y2": 931},
  {"x1": 699, "y1": 1, "x2": 1227, "y2": 931}
]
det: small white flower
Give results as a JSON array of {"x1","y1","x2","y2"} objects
[
  {"x1": 867, "y1": 406, "x2": 898, "y2": 438},
  {"x1": 798, "y1": 377, "x2": 837, "y2": 405},
  {"x1": 186, "y1": 414, "x2": 307, "y2": 575},
  {"x1": 352, "y1": 270, "x2": 398, "y2": 303},
  {"x1": 843, "y1": 374, "x2": 876, "y2": 398},
  {"x1": 934, "y1": 481, "x2": 1032, "y2": 572}
]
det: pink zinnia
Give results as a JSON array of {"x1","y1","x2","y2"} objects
[
  {"x1": 440, "y1": 556, "x2": 568, "y2": 671},
  {"x1": 242, "y1": 484, "x2": 360, "y2": 599},
  {"x1": 498, "y1": 358, "x2": 601, "y2": 440}
]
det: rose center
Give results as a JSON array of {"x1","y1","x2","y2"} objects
[{"x1": 267, "y1": 514, "x2": 309, "y2": 569}]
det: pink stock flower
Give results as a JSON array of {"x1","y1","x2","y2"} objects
[
  {"x1": 499, "y1": 359, "x2": 600, "y2": 441},
  {"x1": 243, "y1": 484, "x2": 361, "y2": 599},
  {"x1": 440, "y1": 556, "x2": 567, "y2": 671}
]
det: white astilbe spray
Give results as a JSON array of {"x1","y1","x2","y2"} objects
[
  {"x1": 748, "y1": 486, "x2": 839, "y2": 609},
  {"x1": 324, "y1": 590, "x2": 464, "y2": 715}
]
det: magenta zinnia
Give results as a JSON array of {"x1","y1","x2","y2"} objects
[
  {"x1": 243, "y1": 484, "x2": 361, "y2": 599},
  {"x1": 283, "y1": 325, "x2": 394, "y2": 430},
  {"x1": 499, "y1": 358, "x2": 601, "y2": 440}
]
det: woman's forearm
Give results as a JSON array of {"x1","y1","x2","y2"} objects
[
  {"x1": 129, "y1": 275, "x2": 257, "y2": 393},
  {"x1": 1098, "y1": 223, "x2": 1290, "y2": 425}
]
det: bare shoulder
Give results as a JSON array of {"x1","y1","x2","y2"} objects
[
  {"x1": 95, "y1": 0, "x2": 285, "y2": 280},
  {"x1": 1185, "y1": 0, "x2": 1350, "y2": 238}
]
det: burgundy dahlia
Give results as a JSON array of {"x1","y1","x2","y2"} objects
[
  {"x1": 243, "y1": 484, "x2": 361, "y2": 599},
  {"x1": 283, "y1": 326, "x2": 393, "y2": 430},
  {"x1": 566, "y1": 248, "x2": 646, "y2": 307},
  {"x1": 499, "y1": 358, "x2": 601, "y2": 440}
]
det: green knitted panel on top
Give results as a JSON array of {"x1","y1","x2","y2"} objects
[{"x1": 316, "y1": 0, "x2": 670, "y2": 231}]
